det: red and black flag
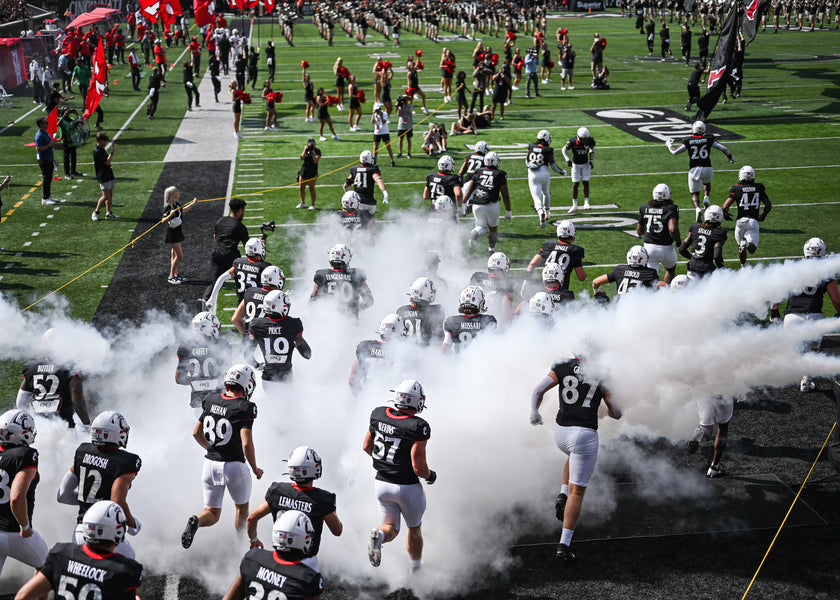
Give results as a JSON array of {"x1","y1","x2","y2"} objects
[
  {"x1": 742, "y1": 0, "x2": 770, "y2": 44},
  {"x1": 695, "y1": 3, "x2": 741, "y2": 121}
]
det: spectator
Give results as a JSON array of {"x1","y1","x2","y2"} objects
[
  {"x1": 183, "y1": 62, "x2": 200, "y2": 111},
  {"x1": 591, "y1": 66, "x2": 610, "y2": 90},
  {"x1": 205, "y1": 197, "x2": 249, "y2": 300},
  {"x1": 161, "y1": 186, "x2": 197, "y2": 284},
  {"x1": 297, "y1": 137, "x2": 321, "y2": 210},
  {"x1": 450, "y1": 112, "x2": 476, "y2": 135},
  {"x1": 34, "y1": 117, "x2": 57, "y2": 205},
  {"x1": 590, "y1": 33, "x2": 604, "y2": 78},
  {"x1": 524, "y1": 47, "x2": 540, "y2": 98},
  {"x1": 315, "y1": 86, "x2": 340, "y2": 141},
  {"x1": 560, "y1": 42, "x2": 575, "y2": 90},
  {"x1": 371, "y1": 102, "x2": 396, "y2": 167},
  {"x1": 396, "y1": 95, "x2": 414, "y2": 158},
  {"x1": 91, "y1": 132, "x2": 118, "y2": 221},
  {"x1": 58, "y1": 108, "x2": 83, "y2": 180},
  {"x1": 147, "y1": 66, "x2": 165, "y2": 119},
  {"x1": 454, "y1": 70, "x2": 470, "y2": 118}
]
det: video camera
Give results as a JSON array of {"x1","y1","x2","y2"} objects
[{"x1": 259, "y1": 220, "x2": 275, "y2": 241}]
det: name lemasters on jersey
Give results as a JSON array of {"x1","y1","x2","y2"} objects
[
  {"x1": 65, "y1": 559, "x2": 107, "y2": 583},
  {"x1": 275, "y1": 497, "x2": 313, "y2": 513}
]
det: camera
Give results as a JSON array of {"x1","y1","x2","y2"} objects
[{"x1": 259, "y1": 220, "x2": 275, "y2": 240}]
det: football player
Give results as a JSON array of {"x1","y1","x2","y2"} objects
[
  {"x1": 427, "y1": 194, "x2": 458, "y2": 228},
  {"x1": 247, "y1": 290, "x2": 311, "y2": 389},
  {"x1": 470, "y1": 252, "x2": 516, "y2": 324},
  {"x1": 396, "y1": 277, "x2": 446, "y2": 346},
  {"x1": 526, "y1": 220, "x2": 587, "y2": 290},
  {"x1": 0, "y1": 410, "x2": 49, "y2": 579},
  {"x1": 182, "y1": 364, "x2": 263, "y2": 549},
  {"x1": 246, "y1": 446, "x2": 342, "y2": 572},
  {"x1": 560, "y1": 127, "x2": 596, "y2": 213},
  {"x1": 517, "y1": 263, "x2": 576, "y2": 315},
  {"x1": 334, "y1": 190, "x2": 372, "y2": 235},
  {"x1": 344, "y1": 150, "x2": 389, "y2": 227},
  {"x1": 679, "y1": 205, "x2": 728, "y2": 278},
  {"x1": 529, "y1": 355, "x2": 621, "y2": 563},
  {"x1": 721, "y1": 166, "x2": 772, "y2": 267},
  {"x1": 637, "y1": 183, "x2": 682, "y2": 284},
  {"x1": 666, "y1": 121, "x2": 734, "y2": 222},
  {"x1": 685, "y1": 392, "x2": 735, "y2": 478},
  {"x1": 222, "y1": 511, "x2": 323, "y2": 600},
  {"x1": 17, "y1": 329, "x2": 91, "y2": 431},
  {"x1": 462, "y1": 151, "x2": 512, "y2": 254},
  {"x1": 770, "y1": 238, "x2": 840, "y2": 392},
  {"x1": 442, "y1": 286, "x2": 498, "y2": 352},
  {"x1": 207, "y1": 237, "x2": 272, "y2": 311},
  {"x1": 526, "y1": 129, "x2": 567, "y2": 228},
  {"x1": 311, "y1": 243, "x2": 374, "y2": 319},
  {"x1": 231, "y1": 265, "x2": 286, "y2": 336},
  {"x1": 177, "y1": 311, "x2": 233, "y2": 419},
  {"x1": 424, "y1": 154, "x2": 463, "y2": 211},
  {"x1": 457, "y1": 140, "x2": 489, "y2": 180},
  {"x1": 363, "y1": 380, "x2": 436, "y2": 572},
  {"x1": 57, "y1": 411, "x2": 142, "y2": 559},
  {"x1": 349, "y1": 313, "x2": 408, "y2": 393},
  {"x1": 15, "y1": 501, "x2": 143, "y2": 600},
  {"x1": 592, "y1": 245, "x2": 663, "y2": 301},
  {"x1": 522, "y1": 291, "x2": 556, "y2": 325}
]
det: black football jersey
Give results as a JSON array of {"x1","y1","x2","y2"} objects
[
  {"x1": 727, "y1": 182, "x2": 768, "y2": 220},
  {"x1": 786, "y1": 278, "x2": 830, "y2": 315},
  {"x1": 335, "y1": 209, "x2": 372, "y2": 232},
  {"x1": 248, "y1": 315, "x2": 304, "y2": 381},
  {"x1": 232, "y1": 257, "x2": 272, "y2": 301},
  {"x1": 238, "y1": 548, "x2": 323, "y2": 600},
  {"x1": 536, "y1": 240, "x2": 586, "y2": 289},
  {"x1": 368, "y1": 406, "x2": 430, "y2": 485},
  {"x1": 72, "y1": 443, "x2": 141, "y2": 523},
  {"x1": 686, "y1": 223, "x2": 727, "y2": 275},
  {"x1": 552, "y1": 358, "x2": 606, "y2": 430},
  {"x1": 346, "y1": 165, "x2": 381, "y2": 203},
  {"x1": 265, "y1": 482, "x2": 337, "y2": 556},
  {"x1": 638, "y1": 203, "x2": 679, "y2": 246},
  {"x1": 241, "y1": 286, "x2": 270, "y2": 328},
  {"x1": 521, "y1": 279, "x2": 576, "y2": 305},
  {"x1": 606, "y1": 264, "x2": 660, "y2": 295},
  {"x1": 313, "y1": 267, "x2": 368, "y2": 317},
  {"x1": 425, "y1": 171, "x2": 462, "y2": 204},
  {"x1": 443, "y1": 314, "x2": 497, "y2": 350},
  {"x1": 396, "y1": 303, "x2": 445, "y2": 346},
  {"x1": 199, "y1": 393, "x2": 257, "y2": 463},
  {"x1": 468, "y1": 167, "x2": 507, "y2": 205},
  {"x1": 0, "y1": 444, "x2": 39, "y2": 532},
  {"x1": 41, "y1": 543, "x2": 143, "y2": 600},
  {"x1": 461, "y1": 153, "x2": 485, "y2": 178},
  {"x1": 564, "y1": 137, "x2": 596, "y2": 164},
  {"x1": 176, "y1": 337, "x2": 231, "y2": 409},
  {"x1": 680, "y1": 134, "x2": 716, "y2": 168},
  {"x1": 353, "y1": 339, "x2": 392, "y2": 385},
  {"x1": 525, "y1": 143, "x2": 556, "y2": 170},
  {"x1": 21, "y1": 360, "x2": 78, "y2": 425},
  {"x1": 469, "y1": 272, "x2": 516, "y2": 297}
]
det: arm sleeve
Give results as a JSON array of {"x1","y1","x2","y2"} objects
[
  {"x1": 530, "y1": 375, "x2": 556, "y2": 411},
  {"x1": 57, "y1": 471, "x2": 80, "y2": 505},
  {"x1": 713, "y1": 245, "x2": 724, "y2": 268},
  {"x1": 16, "y1": 388, "x2": 33, "y2": 410},
  {"x1": 207, "y1": 271, "x2": 232, "y2": 310}
]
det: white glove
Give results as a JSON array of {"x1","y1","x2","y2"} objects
[
  {"x1": 665, "y1": 138, "x2": 673, "y2": 148},
  {"x1": 459, "y1": 203, "x2": 467, "y2": 217},
  {"x1": 504, "y1": 210, "x2": 512, "y2": 222},
  {"x1": 128, "y1": 517, "x2": 142, "y2": 536},
  {"x1": 530, "y1": 410, "x2": 543, "y2": 426},
  {"x1": 81, "y1": 424, "x2": 91, "y2": 435},
  {"x1": 186, "y1": 82, "x2": 194, "y2": 88},
  {"x1": 382, "y1": 191, "x2": 389, "y2": 205},
  {"x1": 695, "y1": 206, "x2": 703, "y2": 221}
]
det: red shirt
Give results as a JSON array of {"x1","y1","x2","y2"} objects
[{"x1": 154, "y1": 45, "x2": 166, "y2": 64}]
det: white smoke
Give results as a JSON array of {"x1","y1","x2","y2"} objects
[{"x1": 2, "y1": 215, "x2": 839, "y2": 597}]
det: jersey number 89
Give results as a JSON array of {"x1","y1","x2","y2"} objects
[{"x1": 203, "y1": 415, "x2": 233, "y2": 447}]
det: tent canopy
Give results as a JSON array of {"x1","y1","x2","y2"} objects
[{"x1": 65, "y1": 8, "x2": 121, "y2": 30}]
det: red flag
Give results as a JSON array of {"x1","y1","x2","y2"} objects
[
  {"x1": 83, "y1": 38, "x2": 107, "y2": 120},
  {"x1": 243, "y1": 0, "x2": 259, "y2": 7},
  {"x1": 162, "y1": 0, "x2": 181, "y2": 28},
  {"x1": 264, "y1": 0, "x2": 275, "y2": 14},
  {"x1": 229, "y1": 0, "x2": 241, "y2": 9},
  {"x1": 139, "y1": 0, "x2": 161, "y2": 24},
  {"x1": 193, "y1": 0, "x2": 214, "y2": 27},
  {"x1": 47, "y1": 106, "x2": 58, "y2": 138}
]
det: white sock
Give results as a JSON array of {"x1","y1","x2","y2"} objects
[
  {"x1": 570, "y1": 199, "x2": 578, "y2": 207},
  {"x1": 703, "y1": 195, "x2": 710, "y2": 205},
  {"x1": 584, "y1": 197, "x2": 590, "y2": 204},
  {"x1": 561, "y1": 484, "x2": 569, "y2": 497},
  {"x1": 377, "y1": 530, "x2": 385, "y2": 543},
  {"x1": 410, "y1": 558, "x2": 421, "y2": 569},
  {"x1": 560, "y1": 528, "x2": 574, "y2": 546}
]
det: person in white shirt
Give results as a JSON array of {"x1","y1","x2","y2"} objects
[{"x1": 371, "y1": 102, "x2": 396, "y2": 167}]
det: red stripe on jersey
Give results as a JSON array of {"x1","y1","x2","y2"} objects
[
  {"x1": 21, "y1": 465, "x2": 38, "y2": 469},
  {"x1": 385, "y1": 407, "x2": 412, "y2": 419},
  {"x1": 82, "y1": 545, "x2": 117, "y2": 560},
  {"x1": 272, "y1": 551, "x2": 301, "y2": 565},
  {"x1": 291, "y1": 482, "x2": 314, "y2": 491}
]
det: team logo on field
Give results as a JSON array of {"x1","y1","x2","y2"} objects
[{"x1": 585, "y1": 108, "x2": 741, "y2": 143}]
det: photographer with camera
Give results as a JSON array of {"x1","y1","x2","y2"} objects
[
  {"x1": 396, "y1": 95, "x2": 414, "y2": 158},
  {"x1": 297, "y1": 137, "x2": 322, "y2": 210},
  {"x1": 371, "y1": 103, "x2": 396, "y2": 167}
]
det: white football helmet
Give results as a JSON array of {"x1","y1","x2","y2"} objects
[
  {"x1": 0, "y1": 409, "x2": 37, "y2": 446},
  {"x1": 626, "y1": 245, "x2": 650, "y2": 268},
  {"x1": 804, "y1": 237, "x2": 827, "y2": 258},
  {"x1": 82, "y1": 500, "x2": 127, "y2": 546},
  {"x1": 692, "y1": 121, "x2": 706, "y2": 135},
  {"x1": 192, "y1": 311, "x2": 220, "y2": 339},
  {"x1": 537, "y1": 129, "x2": 552, "y2": 145},
  {"x1": 360, "y1": 150, "x2": 375, "y2": 166},
  {"x1": 556, "y1": 220, "x2": 576, "y2": 240},
  {"x1": 287, "y1": 445, "x2": 322, "y2": 482},
  {"x1": 576, "y1": 127, "x2": 590, "y2": 140},
  {"x1": 739, "y1": 165, "x2": 755, "y2": 182},
  {"x1": 704, "y1": 205, "x2": 723, "y2": 224},
  {"x1": 433, "y1": 195, "x2": 453, "y2": 213},
  {"x1": 245, "y1": 237, "x2": 266, "y2": 259},
  {"x1": 474, "y1": 140, "x2": 490, "y2": 155},
  {"x1": 409, "y1": 277, "x2": 437, "y2": 305},
  {"x1": 263, "y1": 290, "x2": 291, "y2": 318},
  {"x1": 670, "y1": 274, "x2": 689, "y2": 289},
  {"x1": 328, "y1": 243, "x2": 352, "y2": 267},
  {"x1": 341, "y1": 190, "x2": 360, "y2": 211},
  {"x1": 652, "y1": 183, "x2": 671, "y2": 202},
  {"x1": 91, "y1": 411, "x2": 130, "y2": 448},
  {"x1": 379, "y1": 313, "x2": 408, "y2": 339},
  {"x1": 529, "y1": 291, "x2": 555, "y2": 315},
  {"x1": 542, "y1": 263, "x2": 563, "y2": 284},
  {"x1": 260, "y1": 265, "x2": 285, "y2": 289},
  {"x1": 224, "y1": 363, "x2": 257, "y2": 399},
  {"x1": 483, "y1": 151, "x2": 500, "y2": 168},
  {"x1": 488, "y1": 252, "x2": 511, "y2": 275},
  {"x1": 437, "y1": 154, "x2": 455, "y2": 172},
  {"x1": 392, "y1": 379, "x2": 426, "y2": 412},
  {"x1": 459, "y1": 285, "x2": 486, "y2": 313},
  {"x1": 272, "y1": 510, "x2": 314, "y2": 553}
]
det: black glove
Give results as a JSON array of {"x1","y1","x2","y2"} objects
[
  {"x1": 594, "y1": 290, "x2": 609, "y2": 304},
  {"x1": 425, "y1": 470, "x2": 437, "y2": 485},
  {"x1": 758, "y1": 212, "x2": 768, "y2": 222},
  {"x1": 723, "y1": 210, "x2": 733, "y2": 221},
  {"x1": 769, "y1": 307, "x2": 781, "y2": 322},
  {"x1": 567, "y1": 160, "x2": 572, "y2": 167}
]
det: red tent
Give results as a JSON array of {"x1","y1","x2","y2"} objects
[
  {"x1": 0, "y1": 38, "x2": 27, "y2": 89},
  {"x1": 65, "y1": 7, "x2": 121, "y2": 30}
]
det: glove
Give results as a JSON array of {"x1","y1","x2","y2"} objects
[
  {"x1": 589, "y1": 161, "x2": 594, "y2": 170},
  {"x1": 382, "y1": 191, "x2": 389, "y2": 205},
  {"x1": 81, "y1": 424, "x2": 91, "y2": 435},
  {"x1": 695, "y1": 206, "x2": 703, "y2": 222},
  {"x1": 459, "y1": 203, "x2": 467, "y2": 217},
  {"x1": 425, "y1": 470, "x2": 437, "y2": 484},
  {"x1": 128, "y1": 517, "x2": 142, "y2": 536},
  {"x1": 594, "y1": 290, "x2": 610, "y2": 304},
  {"x1": 728, "y1": 155, "x2": 735, "y2": 164},
  {"x1": 666, "y1": 138, "x2": 673, "y2": 148},
  {"x1": 530, "y1": 410, "x2": 543, "y2": 426},
  {"x1": 769, "y1": 307, "x2": 781, "y2": 323},
  {"x1": 758, "y1": 212, "x2": 767, "y2": 222},
  {"x1": 723, "y1": 210, "x2": 733, "y2": 221},
  {"x1": 504, "y1": 210, "x2": 512, "y2": 222},
  {"x1": 567, "y1": 160, "x2": 572, "y2": 167}
]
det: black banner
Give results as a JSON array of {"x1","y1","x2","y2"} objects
[
  {"x1": 584, "y1": 107, "x2": 742, "y2": 144},
  {"x1": 742, "y1": 0, "x2": 770, "y2": 44},
  {"x1": 695, "y1": 3, "x2": 741, "y2": 121}
]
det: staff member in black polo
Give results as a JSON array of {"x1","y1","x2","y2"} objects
[{"x1": 205, "y1": 197, "x2": 249, "y2": 300}]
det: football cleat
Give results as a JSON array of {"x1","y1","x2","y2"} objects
[
  {"x1": 706, "y1": 463, "x2": 725, "y2": 478},
  {"x1": 800, "y1": 376, "x2": 815, "y2": 392},
  {"x1": 555, "y1": 493, "x2": 567, "y2": 521},
  {"x1": 556, "y1": 543, "x2": 576, "y2": 562},
  {"x1": 368, "y1": 527, "x2": 383, "y2": 567},
  {"x1": 181, "y1": 515, "x2": 199, "y2": 549}
]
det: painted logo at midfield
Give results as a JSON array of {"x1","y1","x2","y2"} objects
[{"x1": 585, "y1": 108, "x2": 742, "y2": 143}]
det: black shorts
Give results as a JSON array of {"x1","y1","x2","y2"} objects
[
  {"x1": 374, "y1": 133, "x2": 391, "y2": 143},
  {"x1": 349, "y1": 98, "x2": 361, "y2": 110},
  {"x1": 398, "y1": 128, "x2": 413, "y2": 139}
]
